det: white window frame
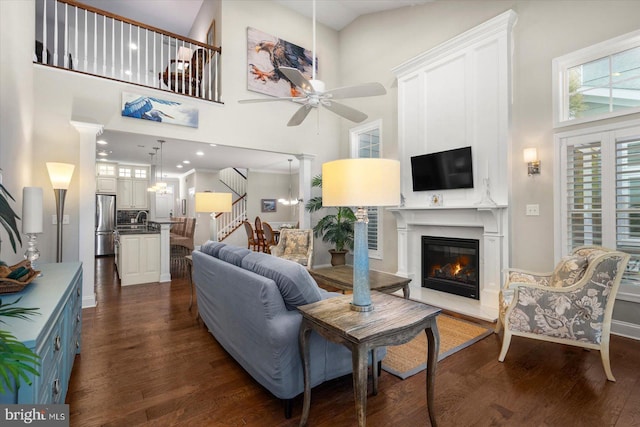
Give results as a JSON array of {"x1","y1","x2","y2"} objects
[
  {"x1": 350, "y1": 119, "x2": 383, "y2": 259},
  {"x1": 552, "y1": 29, "x2": 640, "y2": 128},
  {"x1": 555, "y1": 118, "x2": 640, "y2": 299}
]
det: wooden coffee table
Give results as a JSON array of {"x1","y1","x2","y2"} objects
[
  {"x1": 298, "y1": 292, "x2": 441, "y2": 426},
  {"x1": 310, "y1": 265, "x2": 411, "y2": 299}
]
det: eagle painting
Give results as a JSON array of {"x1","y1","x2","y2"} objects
[{"x1": 247, "y1": 27, "x2": 316, "y2": 98}]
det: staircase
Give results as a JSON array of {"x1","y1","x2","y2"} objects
[{"x1": 216, "y1": 168, "x2": 248, "y2": 241}]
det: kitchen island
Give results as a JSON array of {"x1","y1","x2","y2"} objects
[{"x1": 115, "y1": 224, "x2": 161, "y2": 286}]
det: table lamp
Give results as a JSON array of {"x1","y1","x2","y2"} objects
[
  {"x1": 322, "y1": 158, "x2": 400, "y2": 311},
  {"x1": 22, "y1": 186, "x2": 43, "y2": 270},
  {"x1": 46, "y1": 162, "x2": 75, "y2": 262},
  {"x1": 195, "y1": 192, "x2": 232, "y2": 241}
]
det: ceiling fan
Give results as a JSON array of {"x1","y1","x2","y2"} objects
[{"x1": 238, "y1": 0, "x2": 386, "y2": 127}]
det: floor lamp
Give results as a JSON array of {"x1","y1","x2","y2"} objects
[
  {"x1": 46, "y1": 162, "x2": 75, "y2": 262},
  {"x1": 195, "y1": 192, "x2": 232, "y2": 242},
  {"x1": 322, "y1": 158, "x2": 400, "y2": 312}
]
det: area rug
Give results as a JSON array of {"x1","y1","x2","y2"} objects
[{"x1": 381, "y1": 314, "x2": 493, "y2": 379}]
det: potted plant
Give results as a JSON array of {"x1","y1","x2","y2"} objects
[
  {"x1": 0, "y1": 175, "x2": 40, "y2": 393},
  {"x1": 305, "y1": 175, "x2": 356, "y2": 266}
]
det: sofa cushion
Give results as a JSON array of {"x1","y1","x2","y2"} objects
[
  {"x1": 218, "y1": 245, "x2": 252, "y2": 267},
  {"x1": 551, "y1": 255, "x2": 588, "y2": 287},
  {"x1": 200, "y1": 240, "x2": 226, "y2": 258},
  {"x1": 242, "y1": 252, "x2": 323, "y2": 310}
]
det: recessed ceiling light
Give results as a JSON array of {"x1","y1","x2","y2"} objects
[
  {"x1": 196, "y1": 151, "x2": 204, "y2": 156},
  {"x1": 209, "y1": 144, "x2": 217, "y2": 147},
  {"x1": 97, "y1": 151, "x2": 109, "y2": 156},
  {"x1": 183, "y1": 160, "x2": 190, "y2": 164},
  {"x1": 97, "y1": 139, "x2": 108, "y2": 145},
  {"x1": 176, "y1": 164, "x2": 183, "y2": 169}
]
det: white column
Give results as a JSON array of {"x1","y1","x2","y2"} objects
[
  {"x1": 158, "y1": 223, "x2": 171, "y2": 282},
  {"x1": 71, "y1": 120, "x2": 103, "y2": 308},
  {"x1": 296, "y1": 153, "x2": 315, "y2": 229}
]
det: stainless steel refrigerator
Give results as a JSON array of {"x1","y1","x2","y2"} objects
[{"x1": 95, "y1": 194, "x2": 116, "y2": 256}]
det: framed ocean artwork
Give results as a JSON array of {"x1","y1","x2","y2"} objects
[{"x1": 121, "y1": 92, "x2": 199, "y2": 128}]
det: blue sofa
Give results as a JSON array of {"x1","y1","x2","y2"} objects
[{"x1": 192, "y1": 242, "x2": 385, "y2": 417}]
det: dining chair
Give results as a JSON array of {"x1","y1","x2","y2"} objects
[
  {"x1": 243, "y1": 220, "x2": 260, "y2": 251},
  {"x1": 262, "y1": 222, "x2": 277, "y2": 254},
  {"x1": 254, "y1": 216, "x2": 266, "y2": 252}
]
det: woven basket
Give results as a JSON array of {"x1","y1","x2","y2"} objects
[{"x1": 0, "y1": 260, "x2": 40, "y2": 294}]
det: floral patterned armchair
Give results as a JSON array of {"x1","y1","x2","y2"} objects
[
  {"x1": 497, "y1": 245, "x2": 630, "y2": 381},
  {"x1": 269, "y1": 229, "x2": 313, "y2": 268}
]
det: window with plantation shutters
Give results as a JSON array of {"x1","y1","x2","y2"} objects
[
  {"x1": 616, "y1": 136, "x2": 640, "y2": 284},
  {"x1": 565, "y1": 141, "x2": 603, "y2": 248},
  {"x1": 350, "y1": 120, "x2": 383, "y2": 259},
  {"x1": 558, "y1": 121, "x2": 640, "y2": 284}
]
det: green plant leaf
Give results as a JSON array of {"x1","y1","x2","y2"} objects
[{"x1": 0, "y1": 182, "x2": 22, "y2": 253}]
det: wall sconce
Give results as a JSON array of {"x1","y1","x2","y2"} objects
[
  {"x1": 523, "y1": 148, "x2": 540, "y2": 176},
  {"x1": 322, "y1": 158, "x2": 400, "y2": 312},
  {"x1": 46, "y1": 162, "x2": 75, "y2": 262},
  {"x1": 195, "y1": 191, "x2": 232, "y2": 242}
]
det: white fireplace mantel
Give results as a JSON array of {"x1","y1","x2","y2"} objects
[{"x1": 389, "y1": 206, "x2": 508, "y2": 321}]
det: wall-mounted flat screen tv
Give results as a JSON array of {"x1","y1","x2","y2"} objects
[{"x1": 411, "y1": 146, "x2": 474, "y2": 191}]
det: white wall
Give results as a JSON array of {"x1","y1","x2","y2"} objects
[{"x1": 0, "y1": 0, "x2": 35, "y2": 265}]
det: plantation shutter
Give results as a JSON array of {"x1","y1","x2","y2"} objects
[
  {"x1": 357, "y1": 132, "x2": 380, "y2": 253},
  {"x1": 616, "y1": 136, "x2": 640, "y2": 283},
  {"x1": 566, "y1": 141, "x2": 603, "y2": 248}
]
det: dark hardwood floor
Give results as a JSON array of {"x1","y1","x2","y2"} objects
[{"x1": 67, "y1": 257, "x2": 640, "y2": 426}]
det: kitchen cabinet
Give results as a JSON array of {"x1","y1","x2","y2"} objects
[
  {"x1": 97, "y1": 176, "x2": 117, "y2": 194},
  {"x1": 0, "y1": 263, "x2": 82, "y2": 404},
  {"x1": 116, "y1": 165, "x2": 149, "y2": 210},
  {"x1": 117, "y1": 179, "x2": 149, "y2": 209},
  {"x1": 96, "y1": 161, "x2": 118, "y2": 194},
  {"x1": 117, "y1": 233, "x2": 160, "y2": 285}
]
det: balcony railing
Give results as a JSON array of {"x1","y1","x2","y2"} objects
[{"x1": 35, "y1": 0, "x2": 222, "y2": 103}]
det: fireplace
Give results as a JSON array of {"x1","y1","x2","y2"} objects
[{"x1": 422, "y1": 236, "x2": 480, "y2": 300}]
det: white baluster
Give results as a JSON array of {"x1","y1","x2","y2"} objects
[
  {"x1": 93, "y1": 12, "x2": 97, "y2": 74},
  {"x1": 53, "y1": 0, "x2": 58, "y2": 66},
  {"x1": 119, "y1": 20, "x2": 123, "y2": 79},
  {"x1": 111, "y1": 18, "x2": 115, "y2": 77},
  {"x1": 42, "y1": 0, "x2": 47, "y2": 64},
  {"x1": 83, "y1": 8, "x2": 88, "y2": 72},
  {"x1": 64, "y1": 3, "x2": 68, "y2": 68},
  {"x1": 102, "y1": 15, "x2": 106, "y2": 75}
]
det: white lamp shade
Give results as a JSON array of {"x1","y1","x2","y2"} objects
[
  {"x1": 523, "y1": 147, "x2": 538, "y2": 163},
  {"x1": 195, "y1": 192, "x2": 232, "y2": 213},
  {"x1": 46, "y1": 162, "x2": 75, "y2": 189},
  {"x1": 22, "y1": 187, "x2": 43, "y2": 234},
  {"x1": 322, "y1": 158, "x2": 400, "y2": 207},
  {"x1": 177, "y1": 46, "x2": 193, "y2": 61}
]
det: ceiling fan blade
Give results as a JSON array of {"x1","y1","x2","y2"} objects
[
  {"x1": 287, "y1": 104, "x2": 313, "y2": 127},
  {"x1": 324, "y1": 82, "x2": 386, "y2": 99},
  {"x1": 239, "y1": 96, "x2": 302, "y2": 104},
  {"x1": 278, "y1": 66, "x2": 315, "y2": 93},
  {"x1": 323, "y1": 101, "x2": 367, "y2": 123}
]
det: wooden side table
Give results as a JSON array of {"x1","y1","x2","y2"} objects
[{"x1": 298, "y1": 292, "x2": 441, "y2": 426}]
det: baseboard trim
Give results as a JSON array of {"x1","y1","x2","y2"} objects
[{"x1": 611, "y1": 319, "x2": 640, "y2": 341}]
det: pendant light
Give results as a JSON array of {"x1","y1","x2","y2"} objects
[
  {"x1": 147, "y1": 149, "x2": 157, "y2": 192},
  {"x1": 156, "y1": 140, "x2": 167, "y2": 193},
  {"x1": 278, "y1": 159, "x2": 299, "y2": 206}
]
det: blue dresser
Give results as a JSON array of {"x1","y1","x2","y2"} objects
[{"x1": 0, "y1": 262, "x2": 82, "y2": 404}]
